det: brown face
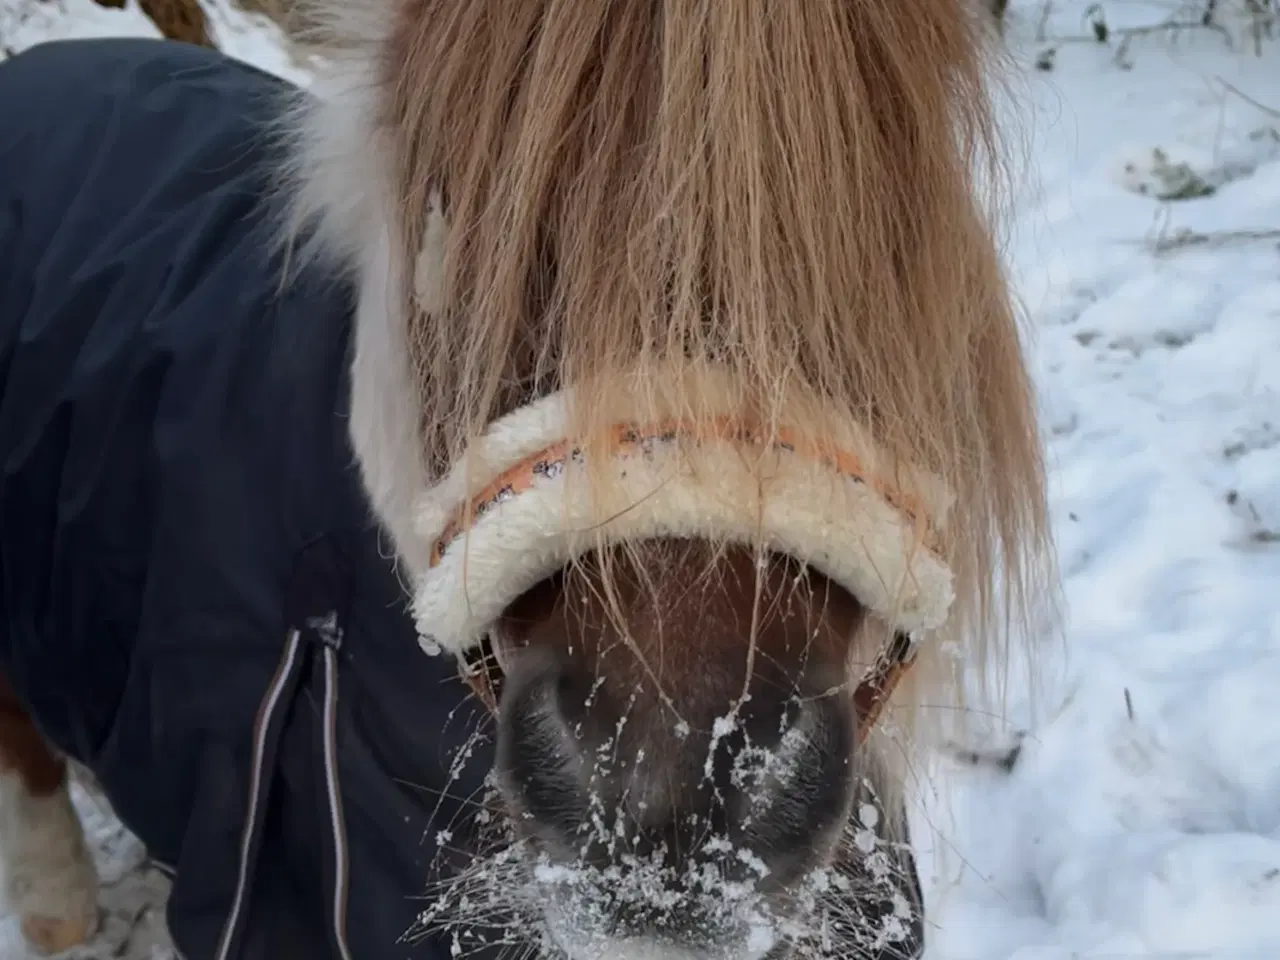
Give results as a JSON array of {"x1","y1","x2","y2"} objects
[{"x1": 479, "y1": 539, "x2": 904, "y2": 960}]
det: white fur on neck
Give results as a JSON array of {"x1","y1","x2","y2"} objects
[{"x1": 279, "y1": 4, "x2": 436, "y2": 575}]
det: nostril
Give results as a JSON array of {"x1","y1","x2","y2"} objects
[
  {"x1": 737, "y1": 693, "x2": 855, "y2": 881},
  {"x1": 495, "y1": 652, "x2": 587, "y2": 839}
]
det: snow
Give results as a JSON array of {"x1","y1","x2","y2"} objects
[
  {"x1": 915, "y1": 3, "x2": 1280, "y2": 958},
  {"x1": 0, "y1": 1, "x2": 1278, "y2": 958},
  {"x1": 0, "y1": 0, "x2": 310, "y2": 86}
]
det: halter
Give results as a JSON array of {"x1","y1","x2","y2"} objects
[{"x1": 418, "y1": 417, "x2": 947, "y2": 744}]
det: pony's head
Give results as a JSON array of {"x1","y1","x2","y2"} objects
[{"x1": 279, "y1": 0, "x2": 1055, "y2": 956}]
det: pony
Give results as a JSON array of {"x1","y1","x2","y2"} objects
[{"x1": 0, "y1": 1, "x2": 1055, "y2": 958}]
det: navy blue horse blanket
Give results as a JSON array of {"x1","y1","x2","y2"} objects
[{"x1": 0, "y1": 36, "x2": 491, "y2": 960}]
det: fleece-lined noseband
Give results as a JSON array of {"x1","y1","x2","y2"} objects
[
  {"x1": 428, "y1": 418, "x2": 940, "y2": 566},
  {"x1": 409, "y1": 402, "x2": 956, "y2": 744}
]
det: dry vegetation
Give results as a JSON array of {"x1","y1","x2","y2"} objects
[
  {"x1": 90, "y1": 0, "x2": 211, "y2": 46},
  {"x1": 77, "y1": 0, "x2": 313, "y2": 49},
  {"x1": 989, "y1": 0, "x2": 1276, "y2": 58},
  {"x1": 14, "y1": 2, "x2": 1273, "y2": 61},
  {"x1": 232, "y1": 0, "x2": 317, "y2": 43}
]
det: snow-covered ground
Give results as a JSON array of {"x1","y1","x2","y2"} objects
[
  {"x1": 917, "y1": 3, "x2": 1280, "y2": 959},
  {"x1": 0, "y1": 1, "x2": 1277, "y2": 958},
  {"x1": 0, "y1": 0, "x2": 309, "y2": 84}
]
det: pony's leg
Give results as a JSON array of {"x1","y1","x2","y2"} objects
[{"x1": 0, "y1": 674, "x2": 99, "y2": 954}]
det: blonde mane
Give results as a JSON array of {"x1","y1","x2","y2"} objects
[{"x1": 279, "y1": 0, "x2": 1058, "y2": 753}]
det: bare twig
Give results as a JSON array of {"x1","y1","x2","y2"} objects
[
  {"x1": 1146, "y1": 226, "x2": 1280, "y2": 254},
  {"x1": 945, "y1": 731, "x2": 1028, "y2": 774},
  {"x1": 1036, "y1": 0, "x2": 1055, "y2": 42},
  {"x1": 1215, "y1": 76, "x2": 1280, "y2": 119},
  {"x1": 1034, "y1": 11, "x2": 1237, "y2": 70},
  {"x1": 1112, "y1": 18, "x2": 1235, "y2": 64}
]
